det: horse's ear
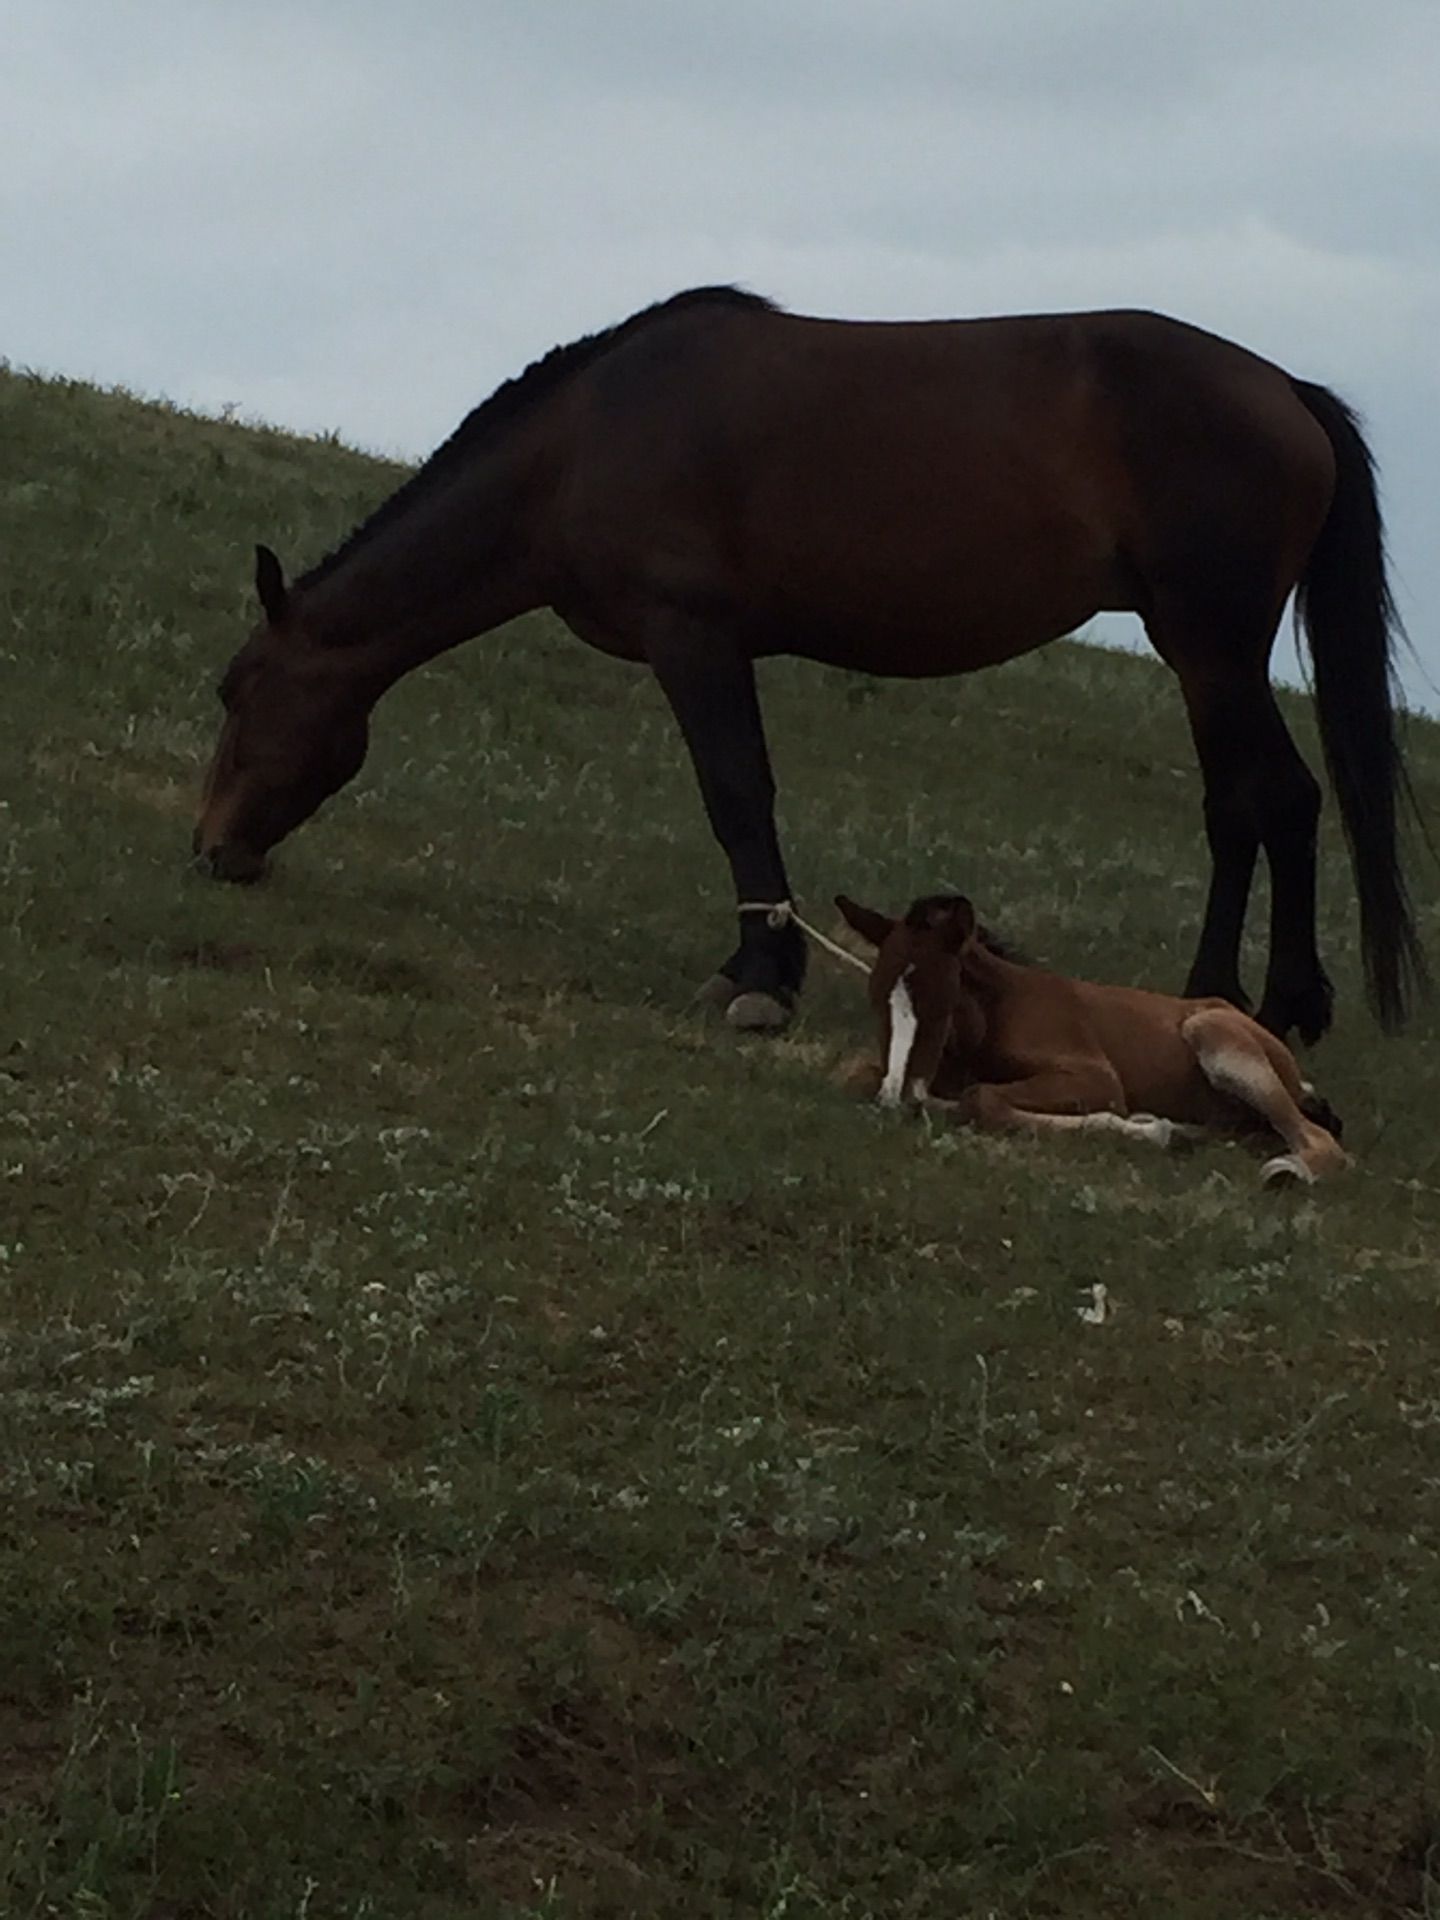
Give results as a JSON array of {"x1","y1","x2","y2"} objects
[
  {"x1": 834, "y1": 894, "x2": 895, "y2": 948},
  {"x1": 254, "y1": 544, "x2": 289, "y2": 625}
]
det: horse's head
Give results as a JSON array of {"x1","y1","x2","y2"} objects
[
  {"x1": 194, "y1": 547, "x2": 376, "y2": 881},
  {"x1": 835, "y1": 892, "x2": 979, "y2": 1107}
]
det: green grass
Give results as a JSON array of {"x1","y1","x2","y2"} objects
[{"x1": 4, "y1": 360, "x2": 1440, "y2": 1919}]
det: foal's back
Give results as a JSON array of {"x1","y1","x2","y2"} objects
[{"x1": 974, "y1": 954, "x2": 1266, "y2": 1124}]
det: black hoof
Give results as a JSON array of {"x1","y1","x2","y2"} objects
[
  {"x1": 1257, "y1": 974, "x2": 1334, "y2": 1049},
  {"x1": 727, "y1": 992, "x2": 791, "y2": 1032},
  {"x1": 693, "y1": 973, "x2": 739, "y2": 1010},
  {"x1": 708, "y1": 918, "x2": 807, "y2": 1017}
]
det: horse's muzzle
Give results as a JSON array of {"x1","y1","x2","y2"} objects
[{"x1": 194, "y1": 839, "x2": 268, "y2": 884}]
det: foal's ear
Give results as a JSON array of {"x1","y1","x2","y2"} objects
[
  {"x1": 254, "y1": 544, "x2": 289, "y2": 625},
  {"x1": 834, "y1": 894, "x2": 895, "y2": 948}
]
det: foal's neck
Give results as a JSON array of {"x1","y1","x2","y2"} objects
[{"x1": 960, "y1": 941, "x2": 1024, "y2": 1002}]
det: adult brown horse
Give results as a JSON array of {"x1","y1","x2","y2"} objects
[{"x1": 195, "y1": 286, "x2": 1424, "y2": 1041}]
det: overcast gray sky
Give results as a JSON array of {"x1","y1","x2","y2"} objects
[{"x1": 5, "y1": 0, "x2": 1437, "y2": 707}]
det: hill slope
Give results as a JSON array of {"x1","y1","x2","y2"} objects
[{"x1": 3, "y1": 364, "x2": 1440, "y2": 1919}]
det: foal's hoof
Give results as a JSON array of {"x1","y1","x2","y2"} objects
[
  {"x1": 1260, "y1": 1153, "x2": 1317, "y2": 1189},
  {"x1": 1299, "y1": 1085, "x2": 1344, "y2": 1143},
  {"x1": 726, "y1": 991, "x2": 792, "y2": 1033},
  {"x1": 693, "y1": 972, "x2": 739, "y2": 1011}
]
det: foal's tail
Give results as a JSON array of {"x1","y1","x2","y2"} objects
[{"x1": 1292, "y1": 380, "x2": 1427, "y2": 1031}]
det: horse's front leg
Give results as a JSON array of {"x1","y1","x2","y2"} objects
[{"x1": 645, "y1": 616, "x2": 806, "y2": 1030}]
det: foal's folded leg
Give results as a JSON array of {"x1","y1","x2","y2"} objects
[{"x1": 943, "y1": 1068, "x2": 1180, "y2": 1147}]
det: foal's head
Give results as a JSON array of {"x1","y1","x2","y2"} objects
[
  {"x1": 835, "y1": 893, "x2": 980, "y2": 1106},
  {"x1": 194, "y1": 548, "x2": 377, "y2": 882}
]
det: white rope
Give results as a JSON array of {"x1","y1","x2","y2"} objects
[{"x1": 736, "y1": 899, "x2": 871, "y2": 975}]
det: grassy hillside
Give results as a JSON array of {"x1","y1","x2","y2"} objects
[{"x1": 3, "y1": 361, "x2": 1440, "y2": 1920}]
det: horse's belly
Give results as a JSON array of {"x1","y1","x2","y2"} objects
[{"x1": 746, "y1": 581, "x2": 1110, "y2": 676}]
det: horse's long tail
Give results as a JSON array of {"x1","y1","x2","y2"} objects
[{"x1": 1291, "y1": 380, "x2": 1427, "y2": 1031}]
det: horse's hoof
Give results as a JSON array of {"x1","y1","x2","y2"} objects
[
  {"x1": 693, "y1": 972, "x2": 739, "y2": 1010},
  {"x1": 726, "y1": 991, "x2": 791, "y2": 1032},
  {"x1": 1260, "y1": 1153, "x2": 1316, "y2": 1189},
  {"x1": 1257, "y1": 979, "x2": 1334, "y2": 1049}
]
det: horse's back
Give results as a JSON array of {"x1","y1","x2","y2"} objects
[
  {"x1": 563, "y1": 304, "x2": 1124, "y2": 662},
  {"x1": 555, "y1": 298, "x2": 1331, "y2": 668}
]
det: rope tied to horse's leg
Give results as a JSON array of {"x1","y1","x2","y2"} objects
[{"x1": 737, "y1": 899, "x2": 870, "y2": 975}]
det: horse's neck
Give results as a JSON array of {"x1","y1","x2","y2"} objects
[{"x1": 299, "y1": 431, "x2": 552, "y2": 674}]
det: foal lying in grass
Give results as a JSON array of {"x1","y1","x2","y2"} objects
[{"x1": 836, "y1": 893, "x2": 1350, "y2": 1187}]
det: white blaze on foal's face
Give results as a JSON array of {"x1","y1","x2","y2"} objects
[{"x1": 879, "y1": 968, "x2": 923, "y2": 1106}]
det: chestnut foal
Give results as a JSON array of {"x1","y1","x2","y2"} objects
[{"x1": 835, "y1": 894, "x2": 1349, "y2": 1187}]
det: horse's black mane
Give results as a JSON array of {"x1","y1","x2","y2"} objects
[{"x1": 298, "y1": 285, "x2": 776, "y2": 590}]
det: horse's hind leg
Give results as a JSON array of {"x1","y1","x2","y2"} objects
[
  {"x1": 1154, "y1": 614, "x2": 1331, "y2": 1043},
  {"x1": 1181, "y1": 1007, "x2": 1349, "y2": 1184},
  {"x1": 1247, "y1": 690, "x2": 1332, "y2": 1044}
]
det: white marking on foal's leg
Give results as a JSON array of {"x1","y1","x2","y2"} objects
[
  {"x1": 879, "y1": 971, "x2": 917, "y2": 1108},
  {"x1": 1022, "y1": 1109, "x2": 1176, "y2": 1148},
  {"x1": 1069, "y1": 1111, "x2": 1175, "y2": 1149},
  {"x1": 1116, "y1": 1113, "x2": 1176, "y2": 1149},
  {"x1": 1200, "y1": 1047, "x2": 1276, "y2": 1108}
]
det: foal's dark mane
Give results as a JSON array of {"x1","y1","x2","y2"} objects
[
  {"x1": 902, "y1": 894, "x2": 1031, "y2": 966},
  {"x1": 298, "y1": 285, "x2": 776, "y2": 592},
  {"x1": 976, "y1": 926, "x2": 1030, "y2": 965}
]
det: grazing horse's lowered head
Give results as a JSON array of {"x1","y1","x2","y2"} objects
[
  {"x1": 194, "y1": 547, "x2": 382, "y2": 882},
  {"x1": 834, "y1": 890, "x2": 1350, "y2": 1187}
]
